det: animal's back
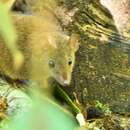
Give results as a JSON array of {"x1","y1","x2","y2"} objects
[{"x1": 0, "y1": 14, "x2": 58, "y2": 81}]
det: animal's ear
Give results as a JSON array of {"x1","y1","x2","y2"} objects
[
  {"x1": 69, "y1": 34, "x2": 80, "y2": 52},
  {"x1": 47, "y1": 35, "x2": 57, "y2": 49}
]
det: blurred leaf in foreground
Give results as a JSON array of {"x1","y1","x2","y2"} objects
[
  {"x1": 0, "y1": 2, "x2": 24, "y2": 70},
  {"x1": 0, "y1": 79, "x2": 32, "y2": 129},
  {"x1": 2, "y1": 87, "x2": 78, "y2": 130}
]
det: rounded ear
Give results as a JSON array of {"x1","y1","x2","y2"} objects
[
  {"x1": 69, "y1": 34, "x2": 80, "y2": 52},
  {"x1": 47, "y1": 35, "x2": 57, "y2": 49}
]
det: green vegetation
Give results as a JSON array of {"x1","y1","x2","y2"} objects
[
  {"x1": 0, "y1": 2, "x2": 23, "y2": 70},
  {"x1": 95, "y1": 100, "x2": 112, "y2": 116}
]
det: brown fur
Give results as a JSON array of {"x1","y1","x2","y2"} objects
[{"x1": 0, "y1": 13, "x2": 80, "y2": 87}]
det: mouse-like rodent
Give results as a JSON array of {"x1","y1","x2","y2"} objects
[{"x1": 0, "y1": 12, "x2": 80, "y2": 88}]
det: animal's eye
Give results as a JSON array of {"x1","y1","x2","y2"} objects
[
  {"x1": 49, "y1": 59, "x2": 55, "y2": 68},
  {"x1": 68, "y1": 59, "x2": 72, "y2": 66}
]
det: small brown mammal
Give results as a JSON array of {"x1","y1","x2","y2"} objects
[{"x1": 0, "y1": 13, "x2": 80, "y2": 87}]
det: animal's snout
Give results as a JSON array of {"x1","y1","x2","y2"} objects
[
  {"x1": 53, "y1": 73, "x2": 71, "y2": 86},
  {"x1": 62, "y1": 79, "x2": 70, "y2": 86},
  {"x1": 61, "y1": 73, "x2": 70, "y2": 86}
]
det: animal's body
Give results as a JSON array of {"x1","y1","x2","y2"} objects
[{"x1": 0, "y1": 13, "x2": 79, "y2": 87}]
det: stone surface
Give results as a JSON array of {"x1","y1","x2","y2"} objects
[{"x1": 58, "y1": 0, "x2": 130, "y2": 114}]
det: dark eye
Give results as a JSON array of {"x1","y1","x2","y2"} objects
[
  {"x1": 49, "y1": 59, "x2": 55, "y2": 68},
  {"x1": 68, "y1": 59, "x2": 72, "y2": 66}
]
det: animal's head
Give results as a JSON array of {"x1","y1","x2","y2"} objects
[{"x1": 47, "y1": 33, "x2": 80, "y2": 86}]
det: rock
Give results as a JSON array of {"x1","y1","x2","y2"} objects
[{"x1": 59, "y1": 0, "x2": 130, "y2": 114}]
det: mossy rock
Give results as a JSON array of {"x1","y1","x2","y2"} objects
[{"x1": 58, "y1": 0, "x2": 130, "y2": 114}]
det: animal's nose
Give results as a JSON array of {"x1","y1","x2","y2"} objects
[
  {"x1": 63, "y1": 80, "x2": 70, "y2": 86},
  {"x1": 62, "y1": 73, "x2": 70, "y2": 86}
]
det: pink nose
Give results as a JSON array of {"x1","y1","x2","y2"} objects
[{"x1": 61, "y1": 73, "x2": 70, "y2": 85}]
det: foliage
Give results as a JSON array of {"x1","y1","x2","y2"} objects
[
  {"x1": 95, "y1": 100, "x2": 112, "y2": 116},
  {"x1": 1, "y1": 87, "x2": 78, "y2": 130},
  {"x1": 0, "y1": 2, "x2": 23, "y2": 71}
]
